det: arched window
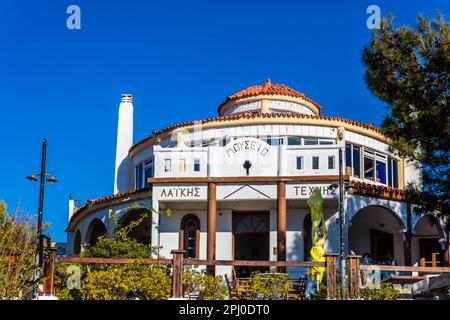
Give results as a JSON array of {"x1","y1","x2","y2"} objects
[
  {"x1": 180, "y1": 214, "x2": 200, "y2": 258},
  {"x1": 233, "y1": 213, "x2": 269, "y2": 233},
  {"x1": 303, "y1": 214, "x2": 312, "y2": 261},
  {"x1": 74, "y1": 229, "x2": 81, "y2": 256}
]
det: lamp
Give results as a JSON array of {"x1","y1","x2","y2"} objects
[
  {"x1": 46, "y1": 175, "x2": 58, "y2": 184},
  {"x1": 26, "y1": 174, "x2": 38, "y2": 182}
]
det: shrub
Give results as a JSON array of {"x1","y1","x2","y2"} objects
[
  {"x1": 183, "y1": 268, "x2": 227, "y2": 300},
  {"x1": 248, "y1": 272, "x2": 294, "y2": 300},
  {"x1": 311, "y1": 282, "x2": 399, "y2": 300},
  {"x1": 82, "y1": 263, "x2": 171, "y2": 300},
  {"x1": 82, "y1": 236, "x2": 154, "y2": 259}
]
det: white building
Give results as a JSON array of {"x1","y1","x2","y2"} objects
[{"x1": 66, "y1": 80, "x2": 448, "y2": 277}]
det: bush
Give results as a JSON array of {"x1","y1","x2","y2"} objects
[
  {"x1": 82, "y1": 236, "x2": 155, "y2": 259},
  {"x1": 360, "y1": 283, "x2": 400, "y2": 300},
  {"x1": 311, "y1": 282, "x2": 399, "y2": 300},
  {"x1": 183, "y1": 268, "x2": 227, "y2": 300},
  {"x1": 82, "y1": 263, "x2": 171, "y2": 300},
  {"x1": 247, "y1": 272, "x2": 294, "y2": 300}
]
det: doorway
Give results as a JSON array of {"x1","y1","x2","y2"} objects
[
  {"x1": 370, "y1": 229, "x2": 394, "y2": 264},
  {"x1": 233, "y1": 211, "x2": 270, "y2": 277},
  {"x1": 419, "y1": 238, "x2": 441, "y2": 266}
]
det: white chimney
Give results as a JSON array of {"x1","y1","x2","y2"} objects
[
  {"x1": 68, "y1": 197, "x2": 75, "y2": 221},
  {"x1": 114, "y1": 94, "x2": 134, "y2": 194}
]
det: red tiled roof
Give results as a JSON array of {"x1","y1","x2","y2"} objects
[
  {"x1": 69, "y1": 187, "x2": 151, "y2": 227},
  {"x1": 129, "y1": 111, "x2": 383, "y2": 154},
  {"x1": 351, "y1": 181, "x2": 405, "y2": 200},
  {"x1": 218, "y1": 79, "x2": 321, "y2": 114}
]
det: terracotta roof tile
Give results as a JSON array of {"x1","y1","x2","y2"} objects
[
  {"x1": 218, "y1": 79, "x2": 321, "y2": 114},
  {"x1": 351, "y1": 181, "x2": 405, "y2": 200},
  {"x1": 69, "y1": 187, "x2": 151, "y2": 227}
]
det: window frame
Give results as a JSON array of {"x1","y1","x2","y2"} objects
[
  {"x1": 180, "y1": 214, "x2": 200, "y2": 259},
  {"x1": 312, "y1": 156, "x2": 319, "y2": 170}
]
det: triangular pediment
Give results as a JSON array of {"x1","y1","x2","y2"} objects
[{"x1": 223, "y1": 184, "x2": 271, "y2": 200}]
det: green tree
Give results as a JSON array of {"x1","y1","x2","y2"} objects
[
  {"x1": 55, "y1": 205, "x2": 172, "y2": 300},
  {"x1": 363, "y1": 14, "x2": 450, "y2": 224},
  {"x1": 0, "y1": 201, "x2": 39, "y2": 299}
]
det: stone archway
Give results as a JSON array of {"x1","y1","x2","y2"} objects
[
  {"x1": 85, "y1": 218, "x2": 107, "y2": 247},
  {"x1": 412, "y1": 215, "x2": 446, "y2": 266},
  {"x1": 349, "y1": 205, "x2": 406, "y2": 265},
  {"x1": 116, "y1": 208, "x2": 152, "y2": 244}
]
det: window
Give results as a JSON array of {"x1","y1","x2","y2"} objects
[
  {"x1": 143, "y1": 159, "x2": 154, "y2": 188},
  {"x1": 304, "y1": 139, "x2": 318, "y2": 145},
  {"x1": 328, "y1": 156, "x2": 335, "y2": 169},
  {"x1": 180, "y1": 215, "x2": 200, "y2": 259},
  {"x1": 288, "y1": 136, "x2": 302, "y2": 145},
  {"x1": 312, "y1": 156, "x2": 319, "y2": 170},
  {"x1": 179, "y1": 159, "x2": 186, "y2": 173},
  {"x1": 391, "y1": 158, "x2": 399, "y2": 187},
  {"x1": 296, "y1": 156, "x2": 303, "y2": 170},
  {"x1": 194, "y1": 159, "x2": 200, "y2": 172},
  {"x1": 135, "y1": 163, "x2": 143, "y2": 189},
  {"x1": 319, "y1": 140, "x2": 334, "y2": 145},
  {"x1": 135, "y1": 159, "x2": 154, "y2": 189},
  {"x1": 376, "y1": 160, "x2": 386, "y2": 184},
  {"x1": 345, "y1": 144, "x2": 352, "y2": 174},
  {"x1": 352, "y1": 146, "x2": 361, "y2": 178},
  {"x1": 364, "y1": 156, "x2": 375, "y2": 180},
  {"x1": 265, "y1": 137, "x2": 283, "y2": 146},
  {"x1": 164, "y1": 159, "x2": 171, "y2": 172},
  {"x1": 220, "y1": 138, "x2": 229, "y2": 147}
]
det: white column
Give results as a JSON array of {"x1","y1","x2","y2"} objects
[{"x1": 114, "y1": 94, "x2": 134, "y2": 194}]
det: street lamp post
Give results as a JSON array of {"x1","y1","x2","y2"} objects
[
  {"x1": 27, "y1": 138, "x2": 57, "y2": 298},
  {"x1": 338, "y1": 148, "x2": 346, "y2": 300}
]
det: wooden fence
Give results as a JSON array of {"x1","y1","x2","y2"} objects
[
  {"x1": 8, "y1": 251, "x2": 450, "y2": 299},
  {"x1": 346, "y1": 255, "x2": 450, "y2": 298},
  {"x1": 35, "y1": 250, "x2": 338, "y2": 299}
]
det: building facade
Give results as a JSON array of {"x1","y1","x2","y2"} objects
[{"x1": 66, "y1": 80, "x2": 449, "y2": 277}]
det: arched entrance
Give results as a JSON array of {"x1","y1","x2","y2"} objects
[
  {"x1": 73, "y1": 229, "x2": 81, "y2": 256},
  {"x1": 412, "y1": 215, "x2": 445, "y2": 266},
  {"x1": 85, "y1": 219, "x2": 107, "y2": 247},
  {"x1": 349, "y1": 205, "x2": 405, "y2": 265},
  {"x1": 116, "y1": 208, "x2": 152, "y2": 244},
  {"x1": 233, "y1": 211, "x2": 269, "y2": 277}
]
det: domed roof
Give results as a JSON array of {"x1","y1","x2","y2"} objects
[{"x1": 218, "y1": 79, "x2": 321, "y2": 114}]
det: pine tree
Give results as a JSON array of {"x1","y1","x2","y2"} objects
[{"x1": 363, "y1": 14, "x2": 449, "y2": 226}]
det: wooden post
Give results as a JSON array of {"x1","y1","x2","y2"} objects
[
  {"x1": 43, "y1": 248, "x2": 57, "y2": 295},
  {"x1": 325, "y1": 253, "x2": 337, "y2": 299},
  {"x1": 347, "y1": 255, "x2": 361, "y2": 299},
  {"x1": 432, "y1": 252, "x2": 440, "y2": 267},
  {"x1": 207, "y1": 182, "x2": 217, "y2": 275},
  {"x1": 277, "y1": 181, "x2": 286, "y2": 263},
  {"x1": 171, "y1": 250, "x2": 185, "y2": 299}
]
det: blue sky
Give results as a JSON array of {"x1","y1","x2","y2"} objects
[{"x1": 0, "y1": 0, "x2": 448, "y2": 242}]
